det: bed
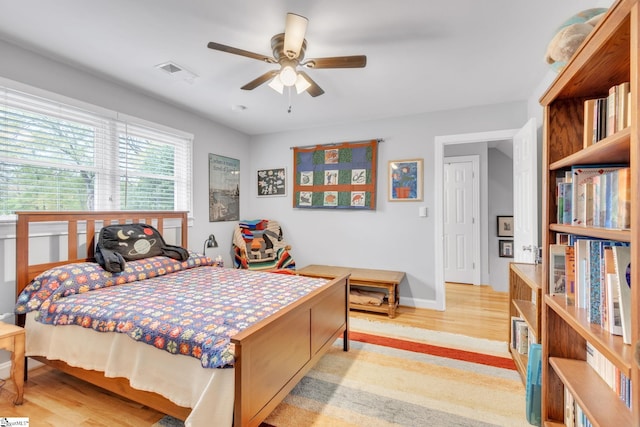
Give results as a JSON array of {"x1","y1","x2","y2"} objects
[{"x1": 14, "y1": 211, "x2": 350, "y2": 427}]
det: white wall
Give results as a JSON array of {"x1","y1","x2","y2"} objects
[
  {"x1": 488, "y1": 148, "x2": 515, "y2": 291},
  {"x1": 247, "y1": 103, "x2": 528, "y2": 307}
]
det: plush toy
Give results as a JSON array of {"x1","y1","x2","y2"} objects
[
  {"x1": 545, "y1": 8, "x2": 608, "y2": 72},
  {"x1": 95, "y1": 223, "x2": 189, "y2": 273}
]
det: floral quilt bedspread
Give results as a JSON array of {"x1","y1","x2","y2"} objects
[{"x1": 15, "y1": 254, "x2": 329, "y2": 368}]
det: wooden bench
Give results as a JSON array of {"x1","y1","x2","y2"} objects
[{"x1": 297, "y1": 265, "x2": 405, "y2": 318}]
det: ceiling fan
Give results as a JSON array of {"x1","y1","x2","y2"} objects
[{"x1": 207, "y1": 13, "x2": 366, "y2": 97}]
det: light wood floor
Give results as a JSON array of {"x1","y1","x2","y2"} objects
[{"x1": 0, "y1": 282, "x2": 508, "y2": 426}]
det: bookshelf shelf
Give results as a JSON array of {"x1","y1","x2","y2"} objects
[
  {"x1": 540, "y1": 0, "x2": 638, "y2": 424},
  {"x1": 546, "y1": 295, "x2": 632, "y2": 377},
  {"x1": 508, "y1": 262, "x2": 542, "y2": 384},
  {"x1": 549, "y1": 127, "x2": 630, "y2": 171},
  {"x1": 549, "y1": 357, "x2": 633, "y2": 427},
  {"x1": 549, "y1": 224, "x2": 631, "y2": 242}
]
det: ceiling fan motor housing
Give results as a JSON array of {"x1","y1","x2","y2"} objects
[{"x1": 271, "y1": 33, "x2": 306, "y2": 62}]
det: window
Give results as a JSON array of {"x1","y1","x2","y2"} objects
[{"x1": 0, "y1": 85, "x2": 192, "y2": 218}]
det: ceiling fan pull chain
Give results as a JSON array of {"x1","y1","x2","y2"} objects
[{"x1": 288, "y1": 86, "x2": 292, "y2": 113}]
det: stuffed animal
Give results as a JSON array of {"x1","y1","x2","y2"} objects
[
  {"x1": 545, "y1": 8, "x2": 608, "y2": 72},
  {"x1": 95, "y1": 223, "x2": 189, "y2": 273}
]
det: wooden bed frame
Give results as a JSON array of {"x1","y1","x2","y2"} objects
[{"x1": 15, "y1": 211, "x2": 350, "y2": 427}]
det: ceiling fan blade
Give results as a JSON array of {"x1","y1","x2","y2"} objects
[
  {"x1": 207, "y1": 42, "x2": 276, "y2": 63},
  {"x1": 240, "y1": 70, "x2": 279, "y2": 90},
  {"x1": 297, "y1": 71, "x2": 324, "y2": 97},
  {"x1": 283, "y1": 13, "x2": 308, "y2": 59},
  {"x1": 303, "y1": 55, "x2": 367, "y2": 69}
]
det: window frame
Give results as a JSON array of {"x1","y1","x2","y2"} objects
[{"x1": 0, "y1": 78, "x2": 193, "y2": 219}]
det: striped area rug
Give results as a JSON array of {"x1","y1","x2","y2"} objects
[
  {"x1": 262, "y1": 320, "x2": 529, "y2": 427},
  {"x1": 156, "y1": 320, "x2": 529, "y2": 426}
]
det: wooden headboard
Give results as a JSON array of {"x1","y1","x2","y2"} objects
[{"x1": 15, "y1": 211, "x2": 188, "y2": 298}]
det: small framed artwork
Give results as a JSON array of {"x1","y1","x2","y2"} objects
[
  {"x1": 549, "y1": 244, "x2": 566, "y2": 296},
  {"x1": 389, "y1": 158, "x2": 423, "y2": 201},
  {"x1": 497, "y1": 215, "x2": 514, "y2": 237},
  {"x1": 257, "y1": 167, "x2": 286, "y2": 197},
  {"x1": 499, "y1": 240, "x2": 514, "y2": 258}
]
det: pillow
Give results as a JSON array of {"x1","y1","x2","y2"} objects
[{"x1": 95, "y1": 223, "x2": 189, "y2": 273}]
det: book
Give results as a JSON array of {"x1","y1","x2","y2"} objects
[
  {"x1": 563, "y1": 182, "x2": 572, "y2": 225},
  {"x1": 607, "y1": 85, "x2": 617, "y2": 137},
  {"x1": 565, "y1": 245, "x2": 576, "y2": 305},
  {"x1": 616, "y1": 82, "x2": 630, "y2": 131},
  {"x1": 612, "y1": 245, "x2": 631, "y2": 344},
  {"x1": 575, "y1": 239, "x2": 590, "y2": 309},
  {"x1": 617, "y1": 167, "x2": 631, "y2": 229},
  {"x1": 571, "y1": 165, "x2": 623, "y2": 227},
  {"x1": 588, "y1": 240, "x2": 603, "y2": 325},
  {"x1": 516, "y1": 322, "x2": 529, "y2": 354},
  {"x1": 606, "y1": 273, "x2": 623, "y2": 336},
  {"x1": 583, "y1": 98, "x2": 596, "y2": 148}
]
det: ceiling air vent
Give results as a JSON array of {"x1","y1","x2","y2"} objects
[{"x1": 155, "y1": 61, "x2": 198, "y2": 84}]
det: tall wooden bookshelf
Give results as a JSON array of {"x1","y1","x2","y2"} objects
[{"x1": 539, "y1": 0, "x2": 639, "y2": 425}]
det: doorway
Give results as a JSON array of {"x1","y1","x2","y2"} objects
[{"x1": 433, "y1": 128, "x2": 520, "y2": 311}]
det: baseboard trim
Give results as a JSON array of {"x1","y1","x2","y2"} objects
[
  {"x1": 400, "y1": 296, "x2": 442, "y2": 311},
  {"x1": 0, "y1": 357, "x2": 44, "y2": 380}
]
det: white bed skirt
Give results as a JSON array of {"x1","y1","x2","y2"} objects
[{"x1": 25, "y1": 313, "x2": 234, "y2": 427}]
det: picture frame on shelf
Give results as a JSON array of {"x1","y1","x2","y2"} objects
[
  {"x1": 257, "y1": 167, "x2": 286, "y2": 197},
  {"x1": 499, "y1": 240, "x2": 514, "y2": 258},
  {"x1": 388, "y1": 158, "x2": 423, "y2": 201},
  {"x1": 497, "y1": 215, "x2": 514, "y2": 237}
]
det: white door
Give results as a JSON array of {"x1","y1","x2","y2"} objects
[
  {"x1": 513, "y1": 118, "x2": 538, "y2": 263},
  {"x1": 443, "y1": 156, "x2": 479, "y2": 284}
]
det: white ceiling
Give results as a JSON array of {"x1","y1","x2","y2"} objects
[{"x1": 0, "y1": 0, "x2": 612, "y2": 135}]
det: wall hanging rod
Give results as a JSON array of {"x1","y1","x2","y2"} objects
[{"x1": 290, "y1": 138, "x2": 384, "y2": 150}]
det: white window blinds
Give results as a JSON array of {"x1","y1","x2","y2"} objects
[{"x1": 0, "y1": 85, "x2": 192, "y2": 218}]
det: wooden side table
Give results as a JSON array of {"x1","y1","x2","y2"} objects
[
  {"x1": 297, "y1": 265, "x2": 405, "y2": 318},
  {"x1": 0, "y1": 322, "x2": 25, "y2": 405}
]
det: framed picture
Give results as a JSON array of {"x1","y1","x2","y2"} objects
[
  {"x1": 497, "y1": 215, "x2": 514, "y2": 237},
  {"x1": 499, "y1": 240, "x2": 514, "y2": 258},
  {"x1": 549, "y1": 244, "x2": 566, "y2": 296},
  {"x1": 388, "y1": 158, "x2": 423, "y2": 201},
  {"x1": 257, "y1": 167, "x2": 286, "y2": 197},
  {"x1": 208, "y1": 153, "x2": 240, "y2": 222}
]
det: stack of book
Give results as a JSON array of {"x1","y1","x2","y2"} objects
[
  {"x1": 549, "y1": 240, "x2": 632, "y2": 345},
  {"x1": 583, "y1": 82, "x2": 630, "y2": 146},
  {"x1": 510, "y1": 316, "x2": 534, "y2": 355},
  {"x1": 555, "y1": 165, "x2": 630, "y2": 229}
]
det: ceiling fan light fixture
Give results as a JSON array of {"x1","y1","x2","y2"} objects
[
  {"x1": 279, "y1": 64, "x2": 298, "y2": 86},
  {"x1": 268, "y1": 76, "x2": 284, "y2": 94},
  {"x1": 294, "y1": 73, "x2": 311, "y2": 94},
  {"x1": 283, "y1": 13, "x2": 308, "y2": 59}
]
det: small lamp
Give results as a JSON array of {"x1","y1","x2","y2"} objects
[{"x1": 203, "y1": 234, "x2": 218, "y2": 255}]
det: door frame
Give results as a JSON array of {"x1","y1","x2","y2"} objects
[
  {"x1": 443, "y1": 155, "x2": 480, "y2": 286},
  {"x1": 434, "y1": 128, "x2": 519, "y2": 311}
]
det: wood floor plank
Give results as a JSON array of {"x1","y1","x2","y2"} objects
[{"x1": 0, "y1": 282, "x2": 508, "y2": 426}]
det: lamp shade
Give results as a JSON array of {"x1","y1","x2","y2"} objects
[
  {"x1": 284, "y1": 13, "x2": 308, "y2": 59},
  {"x1": 268, "y1": 76, "x2": 284, "y2": 94},
  {"x1": 279, "y1": 64, "x2": 298, "y2": 86},
  {"x1": 294, "y1": 73, "x2": 311, "y2": 94}
]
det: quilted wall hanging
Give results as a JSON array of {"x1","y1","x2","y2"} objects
[{"x1": 292, "y1": 139, "x2": 379, "y2": 210}]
